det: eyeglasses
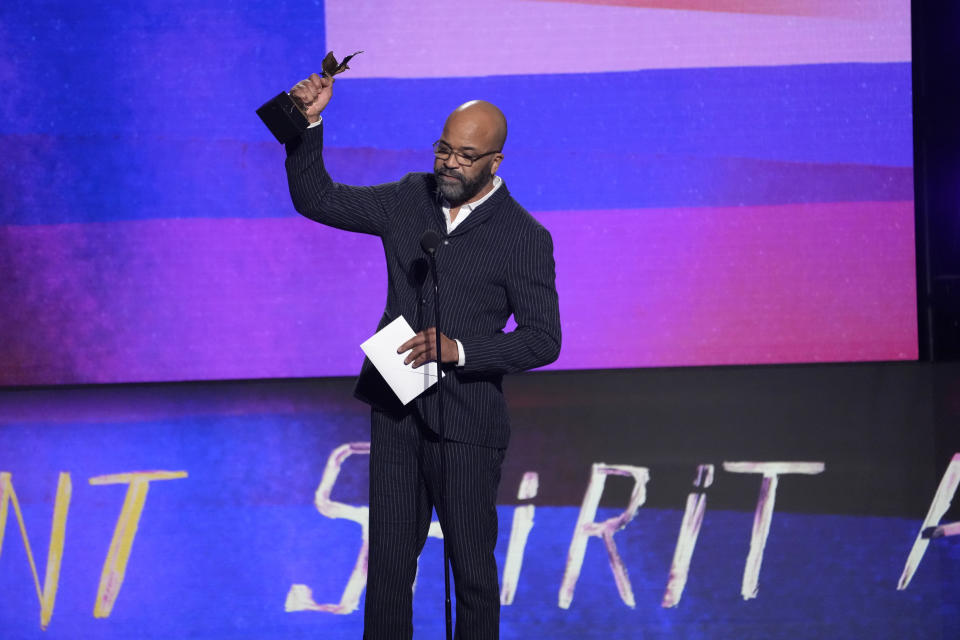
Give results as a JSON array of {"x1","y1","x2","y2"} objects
[{"x1": 432, "y1": 140, "x2": 500, "y2": 167}]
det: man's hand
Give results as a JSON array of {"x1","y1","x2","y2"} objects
[
  {"x1": 398, "y1": 328, "x2": 459, "y2": 368},
  {"x1": 289, "y1": 73, "x2": 334, "y2": 124}
]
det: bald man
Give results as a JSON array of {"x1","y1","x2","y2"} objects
[{"x1": 285, "y1": 73, "x2": 561, "y2": 639}]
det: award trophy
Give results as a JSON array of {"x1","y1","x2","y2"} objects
[{"x1": 256, "y1": 51, "x2": 362, "y2": 144}]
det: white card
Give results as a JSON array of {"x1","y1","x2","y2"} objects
[{"x1": 360, "y1": 316, "x2": 443, "y2": 405}]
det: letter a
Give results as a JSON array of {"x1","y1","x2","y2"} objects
[{"x1": 898, "y1": 453, "x2": 960, "y2": 590}]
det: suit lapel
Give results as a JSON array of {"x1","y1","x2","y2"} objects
[{"x1": 448, "y1": 183, "x2": 509, "y2": 237}]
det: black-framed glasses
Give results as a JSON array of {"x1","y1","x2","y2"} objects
[{"x1": 432, "y1": 140, "x2": 500, "y2": 167}]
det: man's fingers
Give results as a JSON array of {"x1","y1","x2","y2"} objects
[
  {"x1": 406, "y1": 347, "x2": 433, "y2": 367},
  {"x1": 290, "y1": 75, "x2": 329, "y2": 108},
  {"x1": 412, "y1": 347, "x2": 436, "y2": 367},
  {"x1": 398, "y1": 329, "x2": 436, "y2": 353},
  {"x1": 397, "y1": 335, "x2": 420, "y2": 354},
  {"x1": 397, "y1": 329, "x2": 442, "y2": 367},
  {"x1": 398, "y1": 336, "x2": 424, "y2": 365},
  {"x1": 292, "y1": 94, "x2": 311, "y2": 109},
  {"x1": 409, "y1": 343, "x2": 435, "y2": 365},
  {"x1": 403, "y1": 347, "x2": 420, "y2": 365},
  {"x1": 290, "y1": 84, "x2": 316, "y2": 107}
]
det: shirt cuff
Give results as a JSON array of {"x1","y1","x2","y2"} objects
[
  {"x1": 454, "y1": 339, "x2": 466, "y2": 367},
  {"x1": 307, "y1": 115, "x2": 323, "y2": 128}
]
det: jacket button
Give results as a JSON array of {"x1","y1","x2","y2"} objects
[{"x1": 443, "y1": 240, "x2": 450, "y2": 245}]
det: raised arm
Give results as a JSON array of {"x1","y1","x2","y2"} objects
[{"x1": 283, "y1": 73, "x2": 390, "y2": 236}]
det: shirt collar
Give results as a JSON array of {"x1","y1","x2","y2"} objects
[
  {"x1": 441, "y1": 175, "x2": 503, "y2": 214},
  {"x1": 441, "y1": 175, "x2": 503, "y2": 233}
]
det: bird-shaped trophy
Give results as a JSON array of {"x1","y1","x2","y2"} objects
[{"x1": 256, "y1": 50, "x2": 362, "y2": 144}]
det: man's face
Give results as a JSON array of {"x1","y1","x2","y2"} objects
[
  {"x1": 434, "y1": 154, "x2": 494, "y2": 205},
  {"x1": 433, "y1": 115, "x2": 501, "y2": 206}
]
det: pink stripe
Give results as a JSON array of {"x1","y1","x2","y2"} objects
[
  {"x1": 325, "y1": 0, "x2": 909, "y2": 79},
  {"x1": 547, "y1": 201, "x2": 918, "y2": 369},
  {"x1": 0, "y1": 200, "x2": 916, "y2": 385},
  {"x1": 0, "y1": 219, "x2": 386, "y2": 384}
]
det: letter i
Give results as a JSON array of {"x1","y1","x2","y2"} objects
[
  {"x1": 500, "y1": 472, "x2": 538, "y2": 605},
  {"x1": 662, "y1": 464, "x2": 713, "y2": 608}
]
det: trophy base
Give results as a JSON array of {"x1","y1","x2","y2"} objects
[{"x1": 256, "y1": 92, "x2": 310, "y2": 144}]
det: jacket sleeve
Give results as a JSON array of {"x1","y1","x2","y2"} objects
[
  {"x1": 459, "y1": 225, "x2": 562, "y2": 375},
  {"x1": 284, "y1": 123, "x2": 391, "y2": 236}
]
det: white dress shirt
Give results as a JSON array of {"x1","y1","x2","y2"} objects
[{"x1": 440, "y1": 175, "x2": 503, "y2": 233}]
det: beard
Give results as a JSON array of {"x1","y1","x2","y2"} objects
[{"x1": 434, "y1": 163, "x2": 492, "y2": 206}]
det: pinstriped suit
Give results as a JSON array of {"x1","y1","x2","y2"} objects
[{"x1": 286, "y1": 124, "x2": 560, "y2": 638}]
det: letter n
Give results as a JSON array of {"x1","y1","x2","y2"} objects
[{"x1": 0, "y1": 472, "x2": 72, "y2": 630}]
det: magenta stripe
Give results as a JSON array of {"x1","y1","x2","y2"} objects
[
  {"x1": 325, "y1": 0, "x2": 910, "y2": 78},
  {"x1": 0, "y1": 200, "x2": 916, "y2": 385},
  {"x1": 549, "y1": 201, "x2": 917, "y2": 368},
  {"x1": 1, "y1": 218, "x2": 385, "y2": 384}
]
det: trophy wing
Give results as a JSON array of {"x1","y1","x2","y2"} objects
[{"x1": 322, "y1": 50, "x2": 364, "y2": 77}]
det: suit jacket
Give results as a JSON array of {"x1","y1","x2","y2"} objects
[{"x1": 285, "y1": 124, "x2": 561, "y2": 448}]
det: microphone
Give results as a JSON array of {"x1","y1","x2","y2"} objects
[
  {"x1": 420, "y1": 229, "x2": 442, "y2": 255},
  {"x1": 419, "y1": 226, "x2": 453, "y2": 640}
]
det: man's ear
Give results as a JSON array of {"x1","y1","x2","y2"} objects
[{"x1": 490, "y1": 154, "x2": 504, "y2": 175}]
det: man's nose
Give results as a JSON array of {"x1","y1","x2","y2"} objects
[{"x1": 443, "y1": 153, "x2": 460, "y2": 170}]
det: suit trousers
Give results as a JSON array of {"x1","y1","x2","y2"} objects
[{"x1": 363, "y1": 408, "x2": 505, "y2": 640}]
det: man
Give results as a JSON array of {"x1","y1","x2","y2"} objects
[{"x1": 285, "y1": 72, "x2": 561, "y2": 639}]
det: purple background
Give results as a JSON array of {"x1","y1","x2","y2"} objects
[{"x1": 0, "y1": 0, "x2": 917, "y2": 384}]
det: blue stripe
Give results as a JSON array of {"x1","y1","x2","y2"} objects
[
  {"x1": 323, "y1": 148, "x2": 913, "y2": 214},
  {"x1": 2, "y1": 4, "x2": 909, "y2": 168},
  {"x1": 0, "y1": 0, "x2": 327, "y2": 139},
  {"x1": 0, "y1": 138, "x2": 912, "y2": 225},
  {"x1": 1, "y1": 0, "x2": 913, "y2": 225},
  {"x1": 324, "y1": 63, "x2": 913, "y2": 167}
]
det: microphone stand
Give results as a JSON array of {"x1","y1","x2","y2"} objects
[{"x1": 424, "y1": 235, "x2": 453, "y2": 640}]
